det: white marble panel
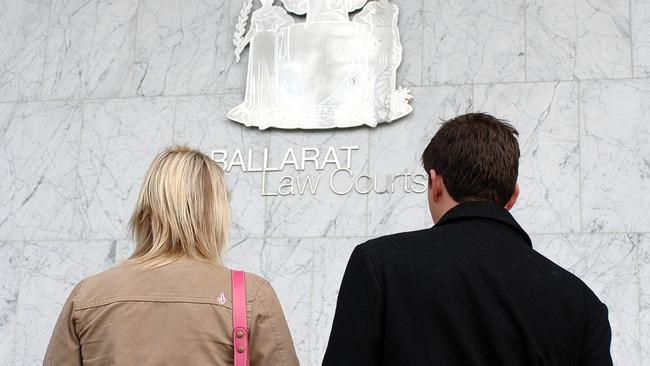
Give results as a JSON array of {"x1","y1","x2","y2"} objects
[
  {"x1": 174, "y1": 94, "x2": 268, "y2": 239},
  {"x1": 12, "y1": 240, "x2": 115, "y2": 366},
  {"x1": 580, "y1": 79, "x2": 650, "y2": 232},
  {"x1": 78, "y1": 97, "x2": 175, "y2": 239},
  {"x1": 525, "y1": 0, "x2": 576, "y2": 81},
  {"x1": 263, "y1": 129, "x2": 369, "y2": 238},
  {"x1": 422, "y1": 0, "x2": 525, "y2": 85},
  {"x1": 133, "y1": 0, "x2": 228, "y2": 96},
  {"x1": 367, "y1": 85, "x2": 472, "y2": 235},
  {"x1": 224, "y1": 238, "x2": 314, "y2": 366},
  {"x1": 640, "y1": 234, "x2": 650, "y2": 364},
  {"x1": 474, "y1": 82, "x2": 580, "y2": 233},
  {"x1": 85, "y1": 0, "x2": 138, "y2": 98},
  {"x1": 41, "y1": 0, "x2": 137, "y2": 100},
  {"x1": 632, "y1": 0, "x2": 650, "y2": 77},
  {"x1": 391, "y1": 0, "x2": 423, "y2": 86},
  {"x1": 114, "y1": 239, "x2": 135, "y2": 262},
  {"x1": 0, "y1": 101, "x2": 82, "y2": 241},
  {"x1": 41, "y1": 0, "x2": 96, "y2": 99},
  {"x1": 575, "y1": 0, "x2": 632, "y2": 79},
  {"x1": 310, "y1": 237, "x2": 366, "y2": 366},
  {"x1": 533, "y1": 233, "x2": 640, "y2": 366},
  {"x1": 0, "y1": 0, "x2": 49, "y2": 101},
  {"x1": 0, "y1": 242, "x2": 21, "y2": 364}
]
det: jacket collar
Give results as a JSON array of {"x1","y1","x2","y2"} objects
[{"x1": 435, "y1": 201, "x2": 532, "y2": 248}]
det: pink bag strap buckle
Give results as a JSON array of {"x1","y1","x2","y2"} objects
[{"x1": 231, "y1": 270, "x2": 249, "y2": 366}]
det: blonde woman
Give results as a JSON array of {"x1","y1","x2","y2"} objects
[{"x1": 43, "y1": 146, "x2": 300, "y2": 366}]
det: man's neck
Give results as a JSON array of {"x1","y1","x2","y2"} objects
[{"x1": 431, "y1": 200, "x2": 460, "y2": 224}]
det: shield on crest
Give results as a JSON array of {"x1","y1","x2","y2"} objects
[{"x1": 228, "y1": 0, "x2": 412, "y2": 129}]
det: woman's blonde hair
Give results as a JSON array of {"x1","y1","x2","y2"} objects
[{"x1": 128, "y1": 146, "x2": 230, "y2": 268}]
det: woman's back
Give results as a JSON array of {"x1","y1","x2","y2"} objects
[
  {"x1": 45, "y1": 146, "x2": 299, "y2": 365},
  {"x1": 43, "y1": 259, "x2": 299, "y2": 366}
]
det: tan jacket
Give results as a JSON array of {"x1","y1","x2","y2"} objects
[{"x1": 43, "y1": 259, "x2": 300, "y2": 366}]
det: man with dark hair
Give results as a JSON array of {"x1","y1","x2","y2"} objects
[{"x1": 322, "y1": 113, "x2": 612, "y2": 366}]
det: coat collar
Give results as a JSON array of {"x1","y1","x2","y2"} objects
[{"x1": 435, "y1": 201, "x2": 532, "y2": 248}]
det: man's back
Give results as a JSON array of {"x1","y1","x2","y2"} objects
[{"x1": 322, "y1": 201, "x2": 612, "y2": 366}]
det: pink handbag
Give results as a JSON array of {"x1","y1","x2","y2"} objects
[{"x1": 231, "y1": 270, "x2": 249, "y2": 366}]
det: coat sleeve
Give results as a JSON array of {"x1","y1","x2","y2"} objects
[
  {"x1": 322, "y1": 244, "x2": 383, "y2": 366},
  {"x1": 249, "y1": 280, "x2": 300, "y2": 366},
  {"x1": 42, "y1": 282, "x2": 83, "y2": 366},
  {"x1": 578, "y1": 302, "x2": 613, "y2": 366}
]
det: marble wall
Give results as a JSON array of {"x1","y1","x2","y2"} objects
[{"x1": 0, "y1": 0, "x2": 648, "y2": 365}]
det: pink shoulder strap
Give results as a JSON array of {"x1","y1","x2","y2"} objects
[{"x1": 231, "y1": 270, "x2": 249, "y2": 366}]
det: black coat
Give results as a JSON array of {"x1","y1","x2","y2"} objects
[{"x1": 322, "y1": 201, "x2": 612, "y2": 366}]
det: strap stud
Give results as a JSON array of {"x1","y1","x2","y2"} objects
[
  {"x1": 236, "y1": 330, "x2": 245, "y2": 338},
  {"x1": 237, "y1": 346, "x2": 245, "y2": 353}
]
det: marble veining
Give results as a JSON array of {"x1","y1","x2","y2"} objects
[
  {"x1": 78, "y1": 97, "x2": 176, "y2": 240},
  {"x1": 632, "y1": 0, "x2": 650, "y2": 77},
  {"x1": 0, "y1": 0, "x2": 49, "y2": 101},
  {"x1": 525, "y1": 0, "x2": 577, "y2": 81},
  {"x1": 85, "y1": 0, "x2": 138, "y2": 99},
  {"x1": 422, "y1": 0, "x2": 526, "y2": 85},
  {"x1": 392, "y1": 0, "x2": 424, "y2": 86},
  {"x1": 580, "y1": 79, "x2": 650, "y2": 233},
  {"x1": 0, "y1": 101, "x2": 83, "y2": 241},
  {"x1": 575, "y1": 0, "x2": 632, "y2": 79},
  {"x1": 12, "y1": 241, "x2": 115, "y2": 366},
  {"x1": 133, "y1": 0, "x2": 230, "y2": 96},
  {"x1": 41, "y1": 0, "x2": 97, "y2": 100},
  {"x1": 640, "y1": 235, "x2": 650, "y2": 364},
  {"x1": 0, "y1": 242, "x2": 21, "y2": 364}
]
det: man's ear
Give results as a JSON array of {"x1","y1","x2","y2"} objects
[
  {"x1": 505, "y1": 183, "x2": 520, "y2": 210},
  {"x1": 429, "y1": 169, "x2": 442, "y2": 202}
]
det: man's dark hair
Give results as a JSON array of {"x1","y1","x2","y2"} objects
[{"x1": 421, "y1": 113, "x2": 520, "y2": 207}]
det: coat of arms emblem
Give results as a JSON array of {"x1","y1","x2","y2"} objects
[{"x1": 229, "y1": 0, "x2": 413, "y2": 129}]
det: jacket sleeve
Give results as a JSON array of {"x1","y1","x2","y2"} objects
[
  {"x1": 322, "y1": 244, "x2": 383, "y2": 366},
  {"x1": 42, "y1": 282, "x2": 83, "y2": 366},
  {"x1": 249, "y1": 280, "x2": 300, "y2": 366},
  {"x1": 579, "y1": 302, "x2": 613, "y2": 366}
]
